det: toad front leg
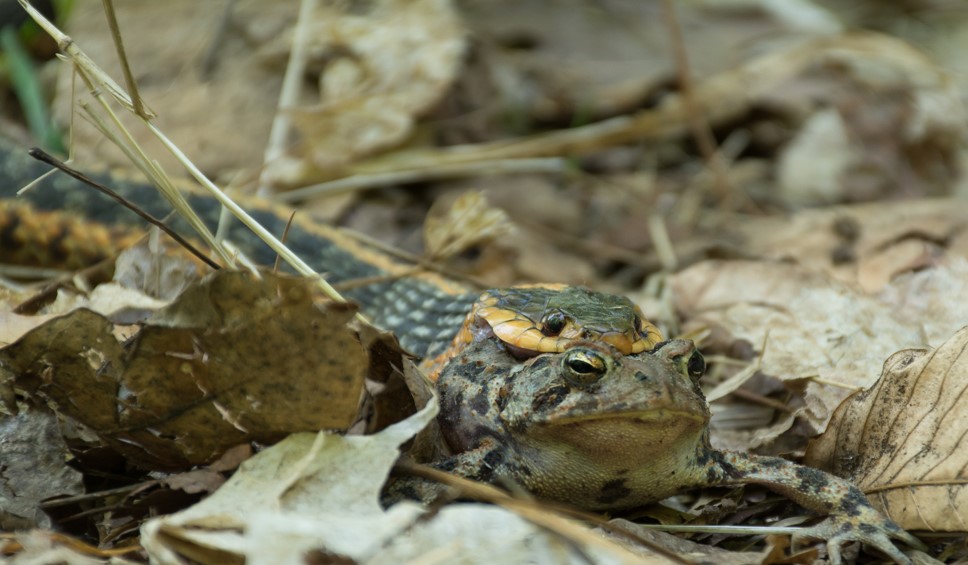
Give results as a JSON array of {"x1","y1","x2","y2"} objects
[
  {"x1": 382, "y1": 440, "x2": 511, "y2": 505},
  {"x1": 708, "y1": 451, "x2": 926, "y2": 564}
]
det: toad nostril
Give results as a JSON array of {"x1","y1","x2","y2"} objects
[{"x1": 635, "y1": 371, "x2": 649, "y2": 382}]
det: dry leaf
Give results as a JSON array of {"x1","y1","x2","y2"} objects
[
  {"x1": 0, "y1": 312, "x2": 58, "y2": 346},
  {"x1": 162, "y1": 469, "x2": 226, "y2": 495},
  {"x1": 878, "y1": 259, "x2": 968, "y2": 345},
  {"x1": 140, "y1": 397, "x2": 664, "y2": 564},
  {"x1": 275, "y1": 0, "x2": 465, "y2": 177},
  {"x1": 423, "y1": 191, "x2": 514, "y2": 260},
  {"x1": 777, "y1": 108, "x2": 853, "y2": 205},
  {"x1": 113, "y1": 237, "x2": 199, "y2": 300},
  {"x1": 670, "y1": 259, "x2": 926, "y2": 437},
  {"x1": 805, "y1": 326, "x2": 968, "y2": 532},
  {"x1": 141, "y1": 399, "x2": 438, "y2": 562},
  {"x1": 3, "y1": 270, "x2": 370, "y2": 469},
  {"x1": 0, "y1": 411, "x2": 84, "y2": 529},
  {"x1": 733, "y1": 198, "x2": 968, "y2": 293}
]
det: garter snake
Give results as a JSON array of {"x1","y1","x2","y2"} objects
[{"x1": 0, "y1": 139, "x2": 663, "y2": 371}]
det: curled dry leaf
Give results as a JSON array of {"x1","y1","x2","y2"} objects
[
  {"x1": 805, "y1": 326, "x2": 968, "y2": 532},
  {"x1": 3, "y1": 271, "x2": 369, "y2": 469},
  {"x1": 424, "y1": 191, "x2": 514, "y2": 261},
  {"x1": 113, "y1": 238, "x2": 199, "y2": 301},
  {"x1": 275, "y1": 0, "x2": 465, "y2": 176}
]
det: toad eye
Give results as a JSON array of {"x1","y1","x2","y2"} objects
[
  {"x1": 562, "y1": 349, "x2": 608, "y2": 387},
  {"x1": 637, "y1": 317, "x2": 656, "y2": 337},
  {"x1": 686, "y1": 351, "x2": 705, "y2": 379},
  {"x1": 541, "y1": 311, "x2": 567, "y2": 336}
]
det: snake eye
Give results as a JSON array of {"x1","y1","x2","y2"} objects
[
  {"x1": 562, "y1": 349, "x2": 608, "y2": 387},
  {"x1": 541, "y1": 311, "x2": 567, "y2": 336},
  {"x1": 686, "y1": 351, "x2": 705, "y2": 379}
]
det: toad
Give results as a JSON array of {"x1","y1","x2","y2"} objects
[{"x1": 392, "y1": 337, "x2": 924, "y2": 564}]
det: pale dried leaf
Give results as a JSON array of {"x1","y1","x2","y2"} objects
[
  {"x1": 805, "y1": 326, "x2": 968, "y2": 532},
  {"x1": 0, "y1": 312, "x2": 57, "y2": 346},
  {"x1": 671, "y1": 260, "x2": 926, "y2": 435},
  {"x1": 424, "y1": 191, "x2": 514, "y2": 260},
  {"x1": 279, "y1": 0, "x2": 465, "y2": 175},
  {"x1": 47, "y1": 284, "x2": 169, "y2": 320},
  {"x1": 113, "y1": 239, "x2": 199, "y2": 300},
  {"x1": 777, "y1": 108, "x2": 853, "y2": 205},
  {"x1": 162, "y1": 469, "x2": 226, "y2": 495},
  {"x1": 878, "y1": 259, "x2": 968, "y2": 346},
  {"x1": 141, "y1": 400, "x2": 437, "y2": 560},
  {"x1": 140, "y1": 399, "x2": 661, "y2": 564},
  {"x1": 734, "y1": 198, "x2": 967, "y2": 293}
]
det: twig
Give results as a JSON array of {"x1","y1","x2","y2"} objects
[
  {"x1": 659, "y1": 0, "x2": 732, "y2": 205},
  {"x1": 273, "y1": 210, "x2": 297, "y2": 273},
  {"x1": 200, "y1": 0, "x2": 237, "y2": 77},
  {"x1": 395, "y1": 461, "x2": 692, "y2": 564},
  {"x1": 276, "y1": 157, "x2": 570, "y2": 202},
  {"x1": 27, "y1": 148, "x2": 221, "y2": 270},
  {"x1": 258, "y1": 0, "x2": 317, "y2": 197},
  {"x1": 100, "y1": 0, "x2": 146, "y2": 119},
  {"x1": 40, "y1": 480, "x2": 159, "y2": 508}
]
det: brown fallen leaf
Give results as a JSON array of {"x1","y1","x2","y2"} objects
[
  {"x1": 3, "y1": 270, "x2": 370, "y2": 469},
  {"x1": 805, "y1": 325, "x2": 968, "y2": 532},
  {"x1": 162, "y1": 469, "x2": 226, "y2": 495}
]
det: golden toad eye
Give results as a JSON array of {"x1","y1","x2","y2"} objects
[
  {"x1": 541, "y1": 311, "x2": 567, "y2": 336},
  {"x1": 562, "y1": 349, "x2": 608, "y2": 386}
]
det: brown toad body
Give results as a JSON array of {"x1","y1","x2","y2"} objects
[{"x1": 395, "y1": 337, "x2": 924, "y2": 564}]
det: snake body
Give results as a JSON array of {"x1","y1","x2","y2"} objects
[{"x1": 0, "y1": 139, "x2": 662, "y2": 361}]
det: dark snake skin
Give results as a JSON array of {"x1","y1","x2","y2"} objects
[{"x1": 0, "y1": 138, "x2": 477, "y2": 358}]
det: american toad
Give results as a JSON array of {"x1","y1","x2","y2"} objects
[{"x1": 392, "y1": 337, "x2": 924, "y2": 564}]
